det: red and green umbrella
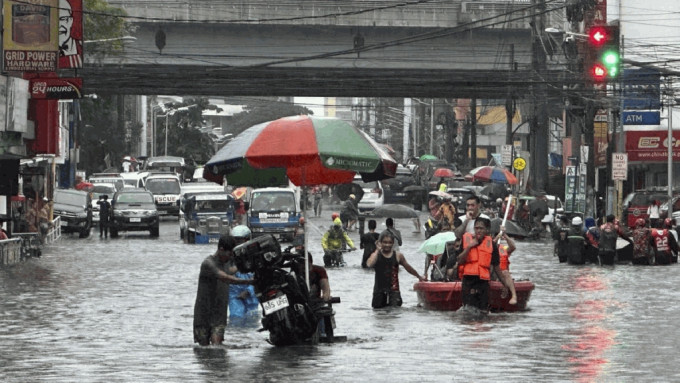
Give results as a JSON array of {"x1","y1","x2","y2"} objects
[
  {"x1": 468, "y1": 166, "x2": 518, "y2": 185},
  {"x1": 203, "y1": 116, "x2": 397, "y2": 187}
]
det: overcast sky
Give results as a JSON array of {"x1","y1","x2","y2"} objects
[{"x1": 609, "y1": 0, "x2": 680, "y2": 69}]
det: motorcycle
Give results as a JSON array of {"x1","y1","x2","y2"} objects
[
  {"x1": 323, "y1": 248, "x2": 353, "y2": 267},
  {"x1": 234, "y1": 235, "x2": 318, "y2": 346}
]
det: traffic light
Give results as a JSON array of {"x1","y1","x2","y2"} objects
[{"x1": 585, "y1": 25, "x2": 620, "y2": 82}]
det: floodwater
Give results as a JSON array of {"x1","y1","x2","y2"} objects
[{"x1": 1, "y1": 212, "x2": 680, "y2": 382}]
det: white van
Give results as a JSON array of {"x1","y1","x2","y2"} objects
[{"x1": 144, "y1": 173, "x2": 182, "y2": 217}]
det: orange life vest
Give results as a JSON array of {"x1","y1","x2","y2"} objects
[
  {"x1": 461, "y1": 232, "x2": 493, "y2": 280},
  {"x1": 499, "y1": 245, "x2": 510, "y2": 271}
]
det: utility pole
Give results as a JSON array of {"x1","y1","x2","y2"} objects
[
  {"x1": 470, "y1": 99, "x2": 477, "y2": 168},
  {"x1": 506, "y1": 44, "x2": 516, "y2": 146},
  {"x1": 531, "y1": 0, "x2": 549, "y2": 193}
]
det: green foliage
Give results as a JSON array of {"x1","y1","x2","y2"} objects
[
  {"x1": 83, "y1": 0, "x2": 130, "y2": 55},
  {"x1": 78, "y1": 96, "x2": 127, "y2": 174}
]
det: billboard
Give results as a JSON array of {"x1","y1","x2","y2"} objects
[
  {"x1": 625, "y1": 130, "x2": 680, "y2": 162},
  {"x1": 623, "y1": 69, "x2": 661, "y2": 110},
  {"x1": 58, "y1": 0, "x2": 83, "y2": 69},
  {"x1": 2, "y1": 0, "x2": 59, "y2": 72}
]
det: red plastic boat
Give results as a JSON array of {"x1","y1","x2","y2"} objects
[{"x1": 413, "y1": 280, "x2": 535, "y2": 312}]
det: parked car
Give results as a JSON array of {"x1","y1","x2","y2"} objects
[
  {"x1": 52, "y1": 189, "x2": 92, "y2": 238},
  {"x1": 659, "y1": 195, "x2": 680, "y2": 225},
  {"x1": 109, "y1": 189, "x2": 160, "y2": 238},
  {"x1": 622, "y1": 189, "x2": 669, "y2": 228},
  {"x1": 90, "y1": 183, "x2": 117, "y2": 222},
  {"x1": 382, "y1": 165, "x2": 417, "y2": 204},
  {"x1": 542, "y1": 195, "x2": 564, "y2": 224},
  {"x1": 88, "y1": 173, "x2": 125, "y2": 191},
  {"x1": 353, "y1": 175, "x2": 384, "y2": 212}
]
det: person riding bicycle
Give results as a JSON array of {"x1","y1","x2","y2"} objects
[{"x1": 321, "y1": 218, "x2": 356, "y2": 266}]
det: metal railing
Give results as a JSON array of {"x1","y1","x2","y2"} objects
[
  {"x1": 0, "y1": 238, "x2": 22, "y2": 266},
  {"x1": 0, "y1": 216, "x2": 61, "y2": 267},
  {"x1": 44, "y1": 216, "x2": 62, "y2": 244}
]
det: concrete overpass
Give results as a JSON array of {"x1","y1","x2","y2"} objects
[{"x1": 75, "y1": 0, "x2": 570, "y2": 98}]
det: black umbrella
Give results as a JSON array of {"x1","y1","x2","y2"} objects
[
  {"x1": 480, "y1": 183, "x2": 508, "y2": 200},
  {"x1": 490, "y1": 217, "x2": 528, "y2": 239},
  {"x1": 335, "y1": 183, "x2": 364, "y2": 202},
  {"x1": 370, "y1": 204, "x2": 419, "y2": 219},
  {"x1": 403, "y1": 185, "x2": 427, "y2": 193}
]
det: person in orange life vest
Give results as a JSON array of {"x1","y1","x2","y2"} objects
[
  {"x1": 493, "y1": 227, "x2": 517, "y2": 305},
  {"x1": 456, "y1": 217, "x2": 516, "y2": 311},
  {"x1": 650, "y1": 223, "x2": 680, "y2": 265},
  {"x1": 366, "y1": 230, "x2": 426, "y2": 308}
]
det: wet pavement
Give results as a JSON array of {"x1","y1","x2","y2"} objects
[{"x1": 1, "y1": 208, "x2": 680, "y2": 382}]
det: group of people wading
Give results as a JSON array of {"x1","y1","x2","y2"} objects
[{"x1": 555, "y1": 213, "x2": 679, "y2": 266}]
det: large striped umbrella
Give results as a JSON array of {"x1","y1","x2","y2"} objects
[
  {"x1": 468, "y1": 166, "x2": 518, "y2": 185},
  {"x1": 203, "y1": 116, "x2": 397, "y2": 187}
]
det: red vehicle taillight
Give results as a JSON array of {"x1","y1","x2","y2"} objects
[{"x1": 373, "y1": 188, "x2": 382, "y2": 197}]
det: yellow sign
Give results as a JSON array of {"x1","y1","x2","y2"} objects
[{"x1": 513, "y1": 157, "x2": 526, "y2": 171}]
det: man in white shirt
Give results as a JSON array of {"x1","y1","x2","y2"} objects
[{"x1": 454, "y1": 195, "x2": 490, "y2": 236}]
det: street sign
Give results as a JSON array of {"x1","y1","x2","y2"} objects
[
  {"x1": 580, "y1": 145, "x2": 589, "y2": 163},
  {"x1": 501, "y1": 145, "x2": 512, "y2": 167},
  {"x1": 623, "y1": 69, "x2": 661, "y2": 110},
  {"x1": 513, "y1": 157, "x2": 526, "y2": 171},
  {"x1": 565, "y1": 166, "x2": 586, "y2": 213},
  {"x1": 622, "y1": 111, "x2": 661, "y2": 125},
  {"x1": 612, "y1": 152, "x2": 628, "y2": 181}
]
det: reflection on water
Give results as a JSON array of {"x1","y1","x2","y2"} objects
[
  {"x1": 1, "y1": 220, "x2": 680, "y2": 382},
  {"x1": 563, "y1": 269, "x2": 619, "y2": 383}
]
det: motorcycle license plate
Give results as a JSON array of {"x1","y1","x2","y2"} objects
[
  {"x1": 262, "y1": 295, "x2": 289, "y2": 315},
  {"x1": 129, "y1": 218, "x2": 141, "y2": 222}
]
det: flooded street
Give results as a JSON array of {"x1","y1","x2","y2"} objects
[{"x1": 2, "y1": 212, "x2": 680, "y2": 382}]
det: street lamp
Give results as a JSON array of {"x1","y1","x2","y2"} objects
[
  {"x1": 156, "y1": 104, "x2": 198, "y2": 156},
  {"x1": 83, "y1": 36, "x2": 137, "y2": 44}
]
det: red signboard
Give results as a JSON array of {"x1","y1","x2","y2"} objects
[
  {"x1": 58, "y1": 0, "x2": 83, "y2": 69},
  {"x1": 585, "y1": 0, "x2": 607, "y2": 28},
  {"x1": 625, "y1": 130, "x2": 680, "y2": 162},
  {"x1": 30, "y1": 77, "x2": 82, "y2": 99}
]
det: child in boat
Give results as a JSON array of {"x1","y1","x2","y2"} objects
[
  {"x1": 494, "y1": 229, "x2": 518, "y2": 305},
  {"x1": 444, "y1": 238, "x2": 463, "y2": 281}
]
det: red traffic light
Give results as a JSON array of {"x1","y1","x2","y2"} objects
[
  {"x1": 591, "y1": 64, "x2": 607, "y2": 81},
  {"x1": 588, "y1": 26, "x2": 609, "y2": 46}
]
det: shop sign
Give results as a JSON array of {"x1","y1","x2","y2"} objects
[
  {"x1": 30, "y1": 77, "x2": 82, "y2": 99},
  {"x1": 2, "y1": 0, "x2": 59, "y2": 72},
  {"x1": 625, "y1": 130, "x2": 680, "y2": 162}
]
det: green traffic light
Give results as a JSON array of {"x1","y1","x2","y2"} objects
[{"x1": 603, "y1": 50, "x2": 619, "y2": 65}]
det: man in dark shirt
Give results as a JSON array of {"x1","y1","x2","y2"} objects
[
  {"x1": 360, "y1": 219, "x2": 380, "y2": 268},
  {"x1": 97, "y1": 195, "x2": 111, "y2": 238},
  {"x1": 193, "y1": 235, "x2": 254, "y2": 346}
]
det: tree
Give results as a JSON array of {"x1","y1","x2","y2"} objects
[{"x1": 79, "y1": 96, "x2": 127, "y2": 174}]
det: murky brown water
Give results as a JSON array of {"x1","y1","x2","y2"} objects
[{"x1": 1, "y1": 213, "x2": 679, "y2": 382}]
